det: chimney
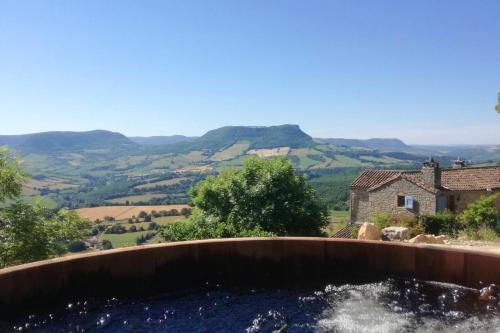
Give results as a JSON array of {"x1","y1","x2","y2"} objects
[
  {"x1": 452, "y1": 157, "x2": 465, "y2": 169},
  {"x1": 421, "y1": 157, "x2": 441, "y2": 188}
]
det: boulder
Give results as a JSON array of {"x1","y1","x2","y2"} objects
[
  {"x1": 357, "y1": 223, "x2": 381, "y2": 240},
  {"x1": 381, "y1": 227, "x2": 409, "y2": 241},
  {"x1": 408, "y1": 234, "x2": 445, "y2": 245}
]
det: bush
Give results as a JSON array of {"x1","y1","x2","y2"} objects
[
  {"x1": 138, "y1": 211, "x2": 148, "y2": 218},
  {"x1": 180, "y1": 207, "x2": 192, "y2": 217},
  {"x1": 371, "y1": 212, "x2": 423, "y2": 237},
  {"x1": 144, "y1": 214, "x2": 152, "y2": 222},
  {"x1": 371, "y1": 212, "x2": 390, "y2": 230},
  {"x1": 68, "y1": 240, "x2": 86, "y2": 252},
  {"x1": 159, "y1": 211, "x2": 274, "y2": 242},
  {"x1": 103, "y1": 216, "x2": 115, "y2": 222},
  {"x1": 459, "y1": 194, "x2": 499, "y2": 233},
  {"x1": 462, "y1": 226, "x2": 500, "y2": 241},
  {"x1": 129, "y1": 225, "x2": 137, "y2": 232},
  {"x1": 419, "y1": 211, "x2": 460, "y2": 236},
  {"x1": 102, "y1": 239, "x2": 113, "y2": 250},
  {"x1": 127, "y1": 218, "x2": 133, "y2": 224},
  {"x1": 104, "y1": 224, "x2": 127, "y2": 234},
  {"x1": 136, "y1": 232, "x2": 156, "y2": 245},
  {"x1": 148, "y1": 222, "x2": 159, "y2": 230}
]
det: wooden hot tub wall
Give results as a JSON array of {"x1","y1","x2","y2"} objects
[{"x1": 1, "y1": 237, "x2": 499, "y2": 316}]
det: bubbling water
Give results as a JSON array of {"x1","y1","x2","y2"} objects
[{"x1": 3, "y1": 278, "x2": 500, "y2": 332}]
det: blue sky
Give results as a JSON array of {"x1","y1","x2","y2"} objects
[{"x1": 0, "y1": 0, "x2": 499, "y2": 144}]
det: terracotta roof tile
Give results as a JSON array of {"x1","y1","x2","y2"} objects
[
  {"x1": 350, "y1": 170, "x2": 402, "y2": 189},
  {"x1": 351, "y1": 166, "x2": 500, "y2": 192},
  {"x1": 441, "y1": 166, "x2": 500, "y2": 191}
]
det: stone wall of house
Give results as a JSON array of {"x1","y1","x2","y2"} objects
[
  {"x1": 367, "y1": 179, "x2": 436, "y2": 219},
  {"x1": 350, "y1": 189, "x2": 369, "y2": 223},
  {"x1": 447, "y1": 190, "x2": 500, "y2": 213}
]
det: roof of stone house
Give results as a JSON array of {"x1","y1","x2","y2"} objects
[
  {"x1": 441, "y1": 166, "x2": 500, "y2": 191},
  {"x1": 350, "y1": 166, "x2": 500, "y2": 193}
]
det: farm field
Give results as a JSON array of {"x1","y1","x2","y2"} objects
[
  {"x1": 247, "y1": 147, "x2": 290, "y2": 158},
  {"x1": 210, "y1": 142, "x2": 250, "y2": 161},
  {"x1": 324, "y1": 210, "x2": 350, "y2": 236},
  {"x1": 134, "y1": 177, "x2": 188, "y2": 189},
  {"x1": 75, "y1": 204, "x2": 190, "y2": 221},
  {"x1": 106, "y1": 193, "x2": 167, "y2": 204},
  {"x1": 100, "y1": 215, "x2": 188, "y2": 248},
  {"x1": 101, "y1": 231, "x2": 157, "y2": 248}
]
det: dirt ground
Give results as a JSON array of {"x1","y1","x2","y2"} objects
[{"x1": 442, "y1": 239, "x2": 500, "y2": 255}]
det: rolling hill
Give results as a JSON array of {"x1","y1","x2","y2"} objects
[
  {"x1": 0, "y1": 125, "x2": 498, "y2": 210},
  {"x1": 0, "y1": 130, "x2": 136, "y2": 154}
]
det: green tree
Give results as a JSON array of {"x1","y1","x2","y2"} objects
[
  {"x1": 0, "y1": 148, "x2": 90, "y2": 267},
  {"x1": 0, "y1": 202, "x2": 90, "y2": 267},
  {"x1": 190, "y1": 157, "x2": 328, "y2": 236},
  {"x1": 459, "y1": 194, "x2": 499, "y2": 233},
  {"x1": 160, "y1": 157, "x2": 328, "y2": 242},
  {"x1": 0, "y1": 147, "x2": 27, "y2": 202}
]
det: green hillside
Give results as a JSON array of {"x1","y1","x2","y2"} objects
[{"x1": 1, "y1": 125, "x2": 497, "y2": 210}]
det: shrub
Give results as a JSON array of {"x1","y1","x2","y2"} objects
[
  {"x1": 148, "y1": 222, "x2": 159, "y2": 230},
  {"x1": 371, "y1": 212, "x2": 423, "y2": 237},
  {"x1": 180, "y1": 207, "x2": 192, "y2": 217},
  {"x1": 129, "y1": 225, "x2": 137, "y2": 232},
  {"x1": 462, "y1": 226, "x2": 500, "y2": 241},
  {"x1": 459, "y1": 194, "x2": 499, "y2": 233},
  {"x1": 475, "y1": 226, "x2": 500, "y2": 241},
  {"x1": 138, "y1": 211, "x2": 148, "y2": 218},
  {"x1": 104, "y1": 224, "x2": 127, "y2": 234},
  {"x1": 127, "y1": 218, "x2": 133, "y2": 224},
  {"x1": 103, "y1": 216, "x2": 115, "y2": 222},
  {"x1": 68, "y1": 240, "x2": 86, "y2": 252},
  {"x1": 102, "y1": 239, "x2": 113, "y2": 250},
  {"x1": 144, "y1": 214, "x2": 152, "y2": 222},
  {"x1": 395, "y1": 214, "x2": 424, "y2": 237},
  {"x1": 419, "y1": 211, "x2": 460, "y2": 236},
  {"x1": 371, "y1": 212, "x2": 390, "y2": 230}
]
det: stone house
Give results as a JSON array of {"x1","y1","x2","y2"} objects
[{"x1": 350, "y1": 158, "x2": 500, "y2": 223}]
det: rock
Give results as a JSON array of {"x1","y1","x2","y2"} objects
[
  {"x1": 408, "y1": 234, "x2": 445, "y2": 245},
  {"x1": 381, "y1": 227, "x2": 409, "y2": 241},
  {"x1": 357, "y1": 223, "x2": 381, "y2": 240}
]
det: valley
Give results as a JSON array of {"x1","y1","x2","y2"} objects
[{"x1": 1, "y1": 125, "x2": 498, "y2": 212}]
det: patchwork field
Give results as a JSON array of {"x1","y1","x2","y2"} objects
[
  {"x1": 210, "y1": 142, "x2": 250, "y2": 161},
  {"x1": 75, "y1": 204, "x2": 190, "y2": 221},
  {"x1": 106, "y1": 194, "x2": 167, "y2": 204},
  {"x1": 24, "y1": 177, "x2": 80, "y2": 191},
  {"x1": 247, "y1": 147, "x2": 290, "y2": 158},
  {"x1": 100, "y1": 215, "x2": 188, "y2": 248},
  {"x1": 134, "y1": 177, "x2": 188, "y2": 189}
]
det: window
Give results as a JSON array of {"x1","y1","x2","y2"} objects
[{"x1": 397, "y1": 195, "x2": 405, "y2": 207}]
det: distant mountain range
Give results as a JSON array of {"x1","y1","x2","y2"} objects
[
  {"x1": 129, "y1": 135, "x2": 194, "y2": 145},
  {"x1": 1, "y1": 125, "x2": 498, "y2": 163},
  {"x1": 1, "y1": 125, "x2": 497, "y2": 209}
]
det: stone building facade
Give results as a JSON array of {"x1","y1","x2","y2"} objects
[{"x1": 350, "y1": 159, "x2": 500, "y2": 223}]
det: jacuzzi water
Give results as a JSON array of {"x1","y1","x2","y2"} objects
[{"x1": 3, "y1": 278, "x2": 500, "y2": 332}]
